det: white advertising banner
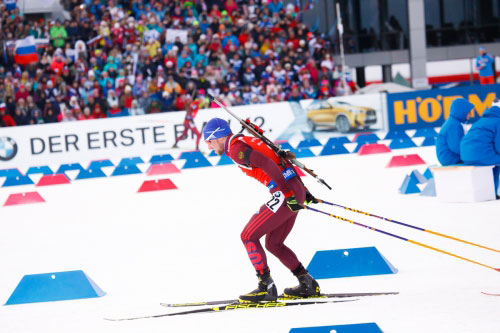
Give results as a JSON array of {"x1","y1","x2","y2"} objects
[{"x1": 0, "y1": 102, "x2": 295, "y2": 169}]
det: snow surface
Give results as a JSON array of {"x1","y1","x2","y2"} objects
[{"x1": 0, "y1": 145, "x2": 499, "y2": 332}]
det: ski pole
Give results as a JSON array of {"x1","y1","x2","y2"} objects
[
  {"x1": 316, "y1": 199, "x2": 500, "y2": 254},
  {"x1": 206, "y1": 93, "x2": 332, "y2": 190},
  {"x1": 301, "y1": 204, "x2": 500, "y2": 273}
]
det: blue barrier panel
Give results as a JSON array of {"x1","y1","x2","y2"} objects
[
  {"x1": 384, "y1": 131, "x2": 411, "y2": 140},
  {"x1": 56, "y1": 163, "x2": 84, "y2": 174},
  {"x1": 293, "y1": 147, "x2": 316, "y2": 158},
  {"x1": 111, "y1": 157, "x2": 144, "y2": 176},
  {"x1": 209, "y1": 150, "x2": 218, "y2": 157},
  {"x1": 26, "y1": 166, "x2": 53, "y2": 175},
  {"x1": 389, "y1": 138, "x2": 417, "y2": 149},
  {"x1": 353, "y1": 133, "x2": 379, "y2": 144},
  {"x1": 307, "y1": 247, "x2": 397, "y2": 279},
  {"x1": 76, "y1": 168, "x2": 107, "y2": 180},
  {"x1": 0, "y1": 169, "x2": 21, "y2": 178},
  {"x1": 5, "y1": 270, "x2": 105, "y2": 305},
  {"x1": 118, "y1": 157, "x2": 144, "y2": 165},
  {"x1": 277, "y1": 141, "x2": 293, "y2": 150},
  {"x1": 325, "y1": 137, "x2": 350, "y2": 145},
  {"x1": 420, "y1": 136, "x2": 437, "y2": 146},
  {"x1": 319, "y1": 143, "x2": 349, "y2": 156},
  {"x1": 2, "y1": 175, "x2": 34, "y2": 187},
  {"x1": 297, "y1": 138, "x2": 322, "y2": 148},
  {"x1": 89, "y1": 160, "x2": 114, "y2": 169},
  {"x1": 399, "y1": 174, "x2": 421, "y2": 194},
  {"x1": 1, "y1": 169, "x2": 33, "y2": 187},
  {"x1": 112, "y1": 164, "x2": 142, "y2": 176},
  {"x1": 0, "y1": 168, "x2": 20, "y2": 178},
  {"x1": 423, "y1": 167, "x2": 433, "y2": 179},
  {"x1": 410, "y1": 170, "x2": 427, "y2": 184},
  {"x1": 420, "y1": 178, "x2": 436, "y2": 196},
  {"x1": 150, "y1": 154, "x2": 174, "y2": 164},
  {"x1": 290, "y1": 323, "x2": 382, "y2": 333},
  {"x1": 386, "y1": 84, "x2": 500, "y2": 131},
  {"x1": 180, "y1": 151, "x2": 212, "y2": 169},
  {"x1": 414, "y1": 128, "x2": 438, "y2": 137}
]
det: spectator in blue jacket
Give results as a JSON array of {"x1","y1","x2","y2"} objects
[
  {"x1": 460, "y1": 100, "x2": 500, "y2": 196},
  {"x1": 436, "y1": 98, "x2": 474, "y2": 166},
  {"x1": 268, "y1": 0, "x2": 284, "y2": 15}
]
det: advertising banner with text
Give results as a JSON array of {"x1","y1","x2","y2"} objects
[
  {"x1": 386, "y1": 84, "x2": 500, "y2": 131},
  {"x1": 0, "y1": 102, "x2": 295, "y2": 169}
]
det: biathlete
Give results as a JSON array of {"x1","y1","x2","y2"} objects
[
  {"x1": 203, "y1": 117, "x2": 320, "y2": 303},
  {"x1": 173, "y1": 98, "x2": 202, "y2": 150}
]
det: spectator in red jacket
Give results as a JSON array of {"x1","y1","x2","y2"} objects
[
  {"x1": 92, "y1": 104, "x2": 107, "y2": 119},
  {"x1": 51, "y1": 54, "x2": 65, "y2": 74},
  {"x1": 15, "y1": 85, "x2": 29, "y2": 102},
  {"x1": 0, "y1": 103, "x2": 16, "y2": 127}
]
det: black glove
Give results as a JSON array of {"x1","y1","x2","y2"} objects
[
  {"x1": 305, "y1": 190, "x2": 319, "y2": 205},
  {"x1": 286, "y1": 196, "x2": 303, "y2": 212},
  {"x1": 278, "y1": 150, "x2": 288, "y2": 159}
]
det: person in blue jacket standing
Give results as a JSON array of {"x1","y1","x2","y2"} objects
[
  {"x1": 460, "y1": 100, "x2": 500, "y2": 196},
  {"x1": 436, "y1": 98, "x2": 474, "y2": 166}
]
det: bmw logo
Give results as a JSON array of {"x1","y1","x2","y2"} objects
[{"x1": 0, "y1": 137, "x2": 18, "y2": 161}]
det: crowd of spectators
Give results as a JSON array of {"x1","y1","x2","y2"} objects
[{"x1": 0, "y1": 0, "x2": 355, "y2": 127}]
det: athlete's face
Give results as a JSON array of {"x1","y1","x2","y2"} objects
[{"x1": 206, "y1": 137, "x2": 226, "y2": 155}]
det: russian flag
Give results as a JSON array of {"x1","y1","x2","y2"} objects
[{"x1": 14, "y1": 36, "x2": 38, "y2": 65}]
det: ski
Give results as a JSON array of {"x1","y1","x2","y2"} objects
[
  {"x1": 104, "y1": 298, "x2": 357, "y2": 321},
  {"x1": 481, "y1": 291, "x2": 500, "y2": 296},
  {"x1": 160, "y1": 291, "x2": 398, "y2": 308}
]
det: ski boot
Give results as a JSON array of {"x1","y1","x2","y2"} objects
[
  {"x1": 239, "y1": 272, "x2": 278, "y2": 303},
  {"x1": 283, "y1": 272, "x2": 320, "y2": 298}
]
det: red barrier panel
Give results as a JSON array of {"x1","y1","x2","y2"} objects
[
  {"x1": 147, "y1": 163, "x2": 181, "y2": 176},
  {"x1": 138, "y1": 179, "x2": 178, "y2": 192},
  {"x1": 4, "y1": 192, "x2": 45, "y2": 206},
  {"x1": 37, "y1": 174, "x2": 71, "y2": 186},
  {"x1": 387, "y1": 154, "x2": 426, "y2": 167},
  {"x1": 358, "y1": 143, "x2": 391, "y2": 155}
]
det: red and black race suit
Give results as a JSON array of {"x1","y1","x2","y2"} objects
[{"x1": 226, "y1": 134, "x2": 306, "y2": 274}]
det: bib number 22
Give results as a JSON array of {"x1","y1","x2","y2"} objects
[{"x1": 265, "y1": 191, "x2": 285, "y2": 213}]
